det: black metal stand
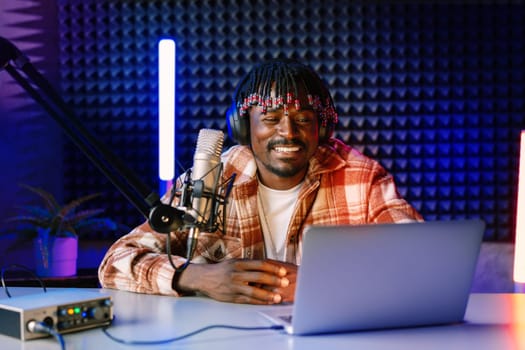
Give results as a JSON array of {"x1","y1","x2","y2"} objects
[{"x1": 0, "y1": 36, "x2": 183, "y2": 234}]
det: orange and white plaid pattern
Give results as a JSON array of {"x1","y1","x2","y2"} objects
[{"x1": 99, "y1": 138, "x2": 423, "y2": 296}]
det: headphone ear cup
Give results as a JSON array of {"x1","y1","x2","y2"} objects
[{"x1": 226, "y1": 102, "x2": 250, "y2": 145}]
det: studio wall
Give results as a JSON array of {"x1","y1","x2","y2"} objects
[{"x1": 2, "y1": 1, "x2": 524, "y2": 247}]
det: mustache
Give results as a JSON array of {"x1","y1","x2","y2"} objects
[{"x1": 267, "y1": 138, "x2": 306, "y2": 150}]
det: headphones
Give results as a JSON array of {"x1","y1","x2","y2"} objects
[
  {"x1": 226, "y1": 100, "x2": 250, "y2": 145},
  {"x1": 226, "y1": 100, "x2": 335, "y2": 145}
]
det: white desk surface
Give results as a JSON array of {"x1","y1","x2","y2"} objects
[{"x1": 1, "y1": 287, "x2": 524, "y2": 350}]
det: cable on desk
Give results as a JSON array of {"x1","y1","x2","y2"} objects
[
  {"x1": 27, "y1": 320, "x2": 66, "y2": 350},
  {"x1": 0, "y1": 263, "x2": 47, "y2": 298},
  {"x1": 102, "y1": 323, "x2": 285, "y2": 345}
]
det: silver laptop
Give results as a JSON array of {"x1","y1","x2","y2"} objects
[{"x1": 259, "y1": 219, "x2": 485, "y2": 335}]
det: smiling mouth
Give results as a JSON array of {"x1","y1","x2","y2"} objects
[{"x1": 273, "y1": 145, "x2": 301, "y2": 153}]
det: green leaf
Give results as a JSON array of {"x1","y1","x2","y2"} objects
[{"x1": 2, "y1": 184, "x2": 119, "y2": 240}]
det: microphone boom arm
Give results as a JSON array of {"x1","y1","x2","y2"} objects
[{"x1": 1, "y1": 36, "x2": 183, "y2": 234}]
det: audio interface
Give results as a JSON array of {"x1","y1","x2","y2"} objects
[{"x1": 0, "y1": 289, "x2": 113, "y2": 340}]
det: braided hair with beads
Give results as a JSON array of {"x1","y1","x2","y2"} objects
[{"x1": 227, "y1": 59, "x2": 338, "y2": 144}]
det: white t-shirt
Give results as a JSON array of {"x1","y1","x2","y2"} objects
[{"x1": 257, "y1": 181, "x2": 302, "y2": 261}]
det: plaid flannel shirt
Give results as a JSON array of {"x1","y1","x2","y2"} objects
[{"x1": 98, "y1": 138, "x2": 423, "y2": 295}]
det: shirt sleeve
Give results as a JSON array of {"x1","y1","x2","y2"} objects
[
  {"x1": 98, "y1": 219, "x2": 190, "y2": 296},
  {"x1": 366, "y1": 162, "x2": 424, "y2": 223}
]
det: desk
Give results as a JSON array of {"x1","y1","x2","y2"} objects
[{"x1": 1, "y1": 288, "x2": 524, "y2": 350}]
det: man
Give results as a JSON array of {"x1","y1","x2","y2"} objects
[{"x1": 98, "y1": 59, "x2": 423, "y2": 304}]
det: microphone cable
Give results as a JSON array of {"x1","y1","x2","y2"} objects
[{"x1": 27, "y1": 320, "x2": 66, "y2": 350}]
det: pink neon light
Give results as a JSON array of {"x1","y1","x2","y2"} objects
[{"x1": 514, "y1": 131, "x2": 525, "y2": 283}]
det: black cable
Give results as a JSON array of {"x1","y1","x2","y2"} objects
[
  {"x1": 0, "y1": 264, "x2": 47, "y2": 298},
  {"x1": 165, "y1": 232, "x2": 191, "y2": 272},
  {"x1": 0, "y1": 265, "x2": 65, "y2": 349},
  {"x1": 102, "y1": 323, "x2": 284, "y2": 346}
]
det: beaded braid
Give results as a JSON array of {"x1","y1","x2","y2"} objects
[{"x1": 233, "y1": 59, "x2": 338, "y2": 129}]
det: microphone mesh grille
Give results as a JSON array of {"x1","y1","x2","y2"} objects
[{"x1": 196, "y1": 129, "x2": 224, "y2": 157}]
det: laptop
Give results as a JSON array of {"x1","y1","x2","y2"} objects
[{"x1": 259, "y1": 219, "x2": 485, "y2": 335}]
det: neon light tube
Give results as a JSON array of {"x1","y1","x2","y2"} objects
[
  {"x1": 514, "y1": 130, "x2": 525, "y2": 283},
  {"x1": 158, "y1": 38, "x2": 176, "y2": 181}
]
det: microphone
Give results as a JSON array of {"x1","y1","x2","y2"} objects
[{"x1": 182, "y1": 128, "x2": 225, "y2": 260}]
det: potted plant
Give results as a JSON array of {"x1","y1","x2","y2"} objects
[{"x1": 4, "y1": 184, "x2": 118, "y2": 277}]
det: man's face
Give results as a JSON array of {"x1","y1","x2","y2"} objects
[{"x1": 249, "y1": 104, "x2": 319, "y2": 189}]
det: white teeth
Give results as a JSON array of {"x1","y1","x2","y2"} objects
[{"x1": 274, "y1": 146, "x2": 300, "y2": 152}]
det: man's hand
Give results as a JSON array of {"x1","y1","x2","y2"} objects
[
  {"x1": 175, "y1": 259, "x2": 297, "y2": 304},
  {"x1": 263, "y1": 260, "x2": 297, "y2": 303}
]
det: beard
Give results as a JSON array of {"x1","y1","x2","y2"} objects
[
  {"x1": 261, "y1": 159, "x2": 305, "y2": 178},
  {"x1": 256, "y1": 138, "x2": 309, "y2": 178}
]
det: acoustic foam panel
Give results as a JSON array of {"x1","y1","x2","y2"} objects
[{"x1": 56, "y1": 1, "x2": 525, "y2": 240}]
